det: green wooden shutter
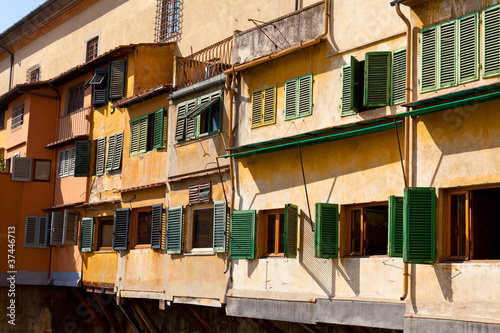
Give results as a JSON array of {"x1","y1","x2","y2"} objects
[
  {"x1": 284, "y1": 204, "x2": 298, "y2": 259},
  {"x1": 213, "y1": 200, "x2": 227, "y2": 253},
  {"x1": 166, "y1": 206, "x2": 183, "y2": 254},
  {"x1": 421, "y1": 26, "x2": 437, "y2": 92},
  {"x1": 284, "y1": 78, "x2": 297, "y2": 120},
  {"x1": 74, "y1": 140, "x2": 91, "y2": 177},
  {"x1": 185, "y1": 101, "x2": 197, "y2": 139},
  {"x1": 151, "y1": 203, "x2": 163, "y2": 250},
  {"x1": 364, "y1": 52, "x2": 391, "y2": 107},
  {"x1": 92, "y1": 68, "x2": 108, "y2": 105},
  {"x1": 341, "y1": 56, "x2": 360, "y2": 116},
  {"x1": 113, "y1": 208, "x2": 130, "y2": 250},
  {"x1": 483, "y1": 4, "x2": 500, "y2": 77},
  {"x1": 80, "y1": 217, "x2": 94, "y2": 252},
  {"x1": 229, "y1": 210, "x2": 256, "y2": 259},
  {"x1": 153, "y1": 109, "x2": 165, "y2": 149},
  {"x1": 392, "y1": 48, "x2": 406, "y2": 105},
  {"x1": 50, "y1": 212, "x2": 65, "y2": 246},
  {"x1": 298, "y1": 74, "x2": 312, "y2": 117},
  {"x1": 112, "y1": 132, "x2": 123, "y2": 171},
  {"x1": 458, "y1": 12, "x2": 478, "y2": 83},
  {"x1": 105, "y1": 134, "x2": 116, "y2": 171},
  {"x1": 387, "y1": 196, "x2": 403, "y2": 258},
  {"x1": 109, "y1": 60, "x2": 127, "y2": 100},
  {"x1": 251, "y1": 89, "x2": 263, "y2": 128},
  {"x1": 439, "y1": 20, "x2": 457, "y2": 89},
  {"x1": 138, "y1": 116, "x2": 148, "y2": 153},
  {"x1": 403, "y1": 187, "x2": 436, "y2": 264},
  {"x1": 263, "y1": 85, "x2": 277, "y2": 125},
  {"x1": 314, "y1": 203, "x2": 339, "y2": 259},
  {"x1": 175, "y1": 103, "x2": 187, "y2": 141},
  {"x1": 95, "y1": 137, "x2": 106, "y2": 176},
  {"x1": 130, "y1": 119, "x2": 140, "y2": 154},
  {"x1": 24, "y1": 216, "x2": 38, "y2": 248}
]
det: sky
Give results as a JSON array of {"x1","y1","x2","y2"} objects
[{"x1": 0, "y1": 0, "x2": 47, "y2": 34}]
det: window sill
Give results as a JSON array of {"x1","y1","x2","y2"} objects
[
  {"x1": 133, "y1": 244, "x2": 152, "y2": 250},
  {"x1": 184, "y1": 249, "x2": 215, "y2": 256},
  {"x1": 176, "y1": 131, "x2": 223, "y2": 146},
  {"x1": 97, "y1": 248, "x2": 114, "y2": 253}
]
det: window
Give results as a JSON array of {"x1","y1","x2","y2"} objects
[
  {"x1": 192, "y1": 208, "x2": 214, "y2": 249},
  {"x1": 33, "y1": 159, "x2": 51, "y2": 182},
  {"x1": 24, "y1": 215, "x2": 50, "y2": 248},
  {"x1": 99, "y1": 217, "x2": 114, "y2": 250},
  {"x1": 0, "y1": 109, "x2": 5, "y2": 130},
  {"x1": 89, "y1": 68, "x2": 108, "y2": 106},
  {"x1": 86, "y1": 36, "x2": 99, "y2": 62},
  {"x1": 135, "y1": 208, "x2": 153, "y2": 246},
  {"x1": 421, "y1": 13, "x2": 478, "y2": 92},
  {"x1": 284, "y1": 74, "x2": 312, "y2": 120},
  {"x1": 26, "y1": 65, "x2": 41, "y2": 82},
  {"x1": 341, "y1": 48, "x2": 406, "y2": 116},
  {"x1": 155, "y1": 0, "x2": 181, "y2": 42},
  {"x1": 58, "y1": 147, "x2": 75, "y2": 178},
  {"x1": 130, "y1": 109, "x2": 166, "y2": 155},
  {"x1": 251, "y1": 85, "x2": 276, "y2": 128},
  {"x1": 105, "y1": 132, "x2": 123, "y2": 172},
  {"x1": 11, "y1": 103, "x2": 24, "y2": 129},
  {"x1": 49, "y1": 210, "x2": 79, "y2": 247},
  {"x1": 68, "y1": 85, "x2": 84, "y2": 114},
  {"x1": 264, "y1": 210, "x2": 285, "y2": 256},
  {"x1": 189, "y1": 181, "x2": 211, "y2": 204},
  {"x1": 348, "y1": 204, "x2": 388, "y2": 256},
  {"x1": 175, "y1": 91, "x2": 222, "y2": 142},
  {"x1": 447, "y1": 187, "x2": 500, "y2": 260}
]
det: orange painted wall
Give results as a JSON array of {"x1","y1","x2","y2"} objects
[{"x1": 5, "y1": 96, "x2": 29, "y2": 158}]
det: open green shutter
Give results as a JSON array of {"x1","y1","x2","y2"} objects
[
  {"x1": 113, "y1": 208, "x2": 130, "y2": 250},
  {"x1": 297, "y1": 74, "x2": 312, "y2": 117},
  {"x1": 74, "y1": 140, "x2": 90, "y2": 177},
  {"x1": 138, "y1": 117, "x2": 148, "y2": 153},
  {"x1": 96, "y1": 137, "x2": 106, "y2": 175},
  {"x1": 109, "y1": 60, "x2": 127, "y2": 100},
  {"x1": 153, "y1": 109, "x2": 165, "y2": 149},
  {"x1": 175, "y1": 103, "x2": 187, "y2": 141},
  {"x1": 80, "y1": 217, "x2": 94, "y2": 252},
  {"x1": 483, "y1": 4, "x2": 500, "y2": 77},
  {"x1": 403, "y1": 187, "x2": 436, "y2": 264},
  {"x1": 458, "y1": 12, "x2": 478, "y2": 83},
  {"x1": 341, "y1": 56, "x2": 360, "y2": 116},
  {"x1": 314, "y1": 203, "x2": 338, "y2": 259},
  {"x1": 364, "y1": 52, "x2": 391, "y2": 107},
  {"x1": 151, "y1": 203, "x2": 163, "y2": 250},
  {"x1": 106, "y1": 134, "x2": 116, "y2": 171},
  {"x1": 284, "y1": 78, "x2": 298, "y2": 120},
  {"x1": 387, "y1": 196, "x2": 403, "y2": 258},
  {"x1": 213, "y1": 200, "x2": 227, "y2": 253},
  {"x1": 439, "y1": 20, "x2": 457, "y2": 89},
  {"x1": 166, "y1": 206, "x2": 183, "y2": 254},
  {"x1": 284, "y1": 204, "x2": 298, "y2": 259},
  {"x1": 92, "y1": 68, "x2": 108, "y2": 105},
  {"x1": 229, "y1": 210, "x2": 256, "y2": 259},
  {"x1": 421, "y1": 26, "x2": 438, "y2": 92},
  {"x1": 392, "y1": 48, "x2": 406, "y2": 105},
  {"x1": 185, "y1": 101, "x2": 197, "y2": 139},
  {"x1": 263, "y1": 86, "x2": 276, "y2": 125},
  {"x1": 112, "y1": 132, "x2": 123, "y2": 171}
]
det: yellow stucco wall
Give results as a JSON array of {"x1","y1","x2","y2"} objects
[{"x1": 82, "y1": 251, "x2": 118, "y2": 285}]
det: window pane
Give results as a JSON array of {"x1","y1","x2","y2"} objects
[
  {"x1": 211, "y1": 102, "x2": 221, "y2": 132},
  {"x1": 364, "y1": 205, "x2": 388, "y2": 255},
  {"x1": 351, "y1": 210, "x2": 361, "y2": 253},
  {"x1": 267, "y1": 214, "x2": 276, "y2": 254},
  {"x1": 100, "y1": 219, "x2": 113, "y2": 249},
  {"x1": 193, "y1": 208, "x2": 214, "y2": 248},
  {"x1": 278, "y1": 213, "x2": 285, "y2": 254},
  {"x1": 137, "y1": 211, "x2": 152, "y2": 245},
  {"x1": 34, "y1": 160, "x2": 51, "y2": 181},
  {"x1": 450, "y1": 194, "x2": 466, "y2": 256}
]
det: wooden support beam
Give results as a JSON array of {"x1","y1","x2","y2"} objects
[
  {"x1": 252, "y1": 319, "x2": 285, "y2": 333},
  {"x1": 187, "y1": 305, "x2": 217, "y2": 333},
  {"x1": 134, "y1": 304, "x2": 159, "y2": 333},
  {"x1": 178, "y1": 305, "x2": 212, "y2": 333},
  {"x1": 299, "y1": 323, "x2": 323, "y2": 333},
  {"x1": 92, "y1": 292, "x2": 125, "y2": 333},
  {"x1": 70, "y1": 287, "x2": 108, "y2": 332}
]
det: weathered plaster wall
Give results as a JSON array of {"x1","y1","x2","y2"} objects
[{"x1": 133, "y1": 44, "x2": 175, "y2": 94}]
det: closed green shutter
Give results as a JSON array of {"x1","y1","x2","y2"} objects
[
  {"x1": 95, "y1": 137, "x2": 106, "y2": 175},
  {"x1": 50, "y1": 212, "x2": 65, "y2": 247},
  {"x1": 483, "y1": 4, "x2": 500, "y2": 77},
  {"x1": 130, "y1": 119, "x2": 140, "y2": 154},
  {"x1": 341, "y1": 56, "x2": 360, "y2": 116},
  {"x1": 284, "y1": 78, "x2": 297, "y2": 120},
  {"x1": 166, "y1": 206, "x2": 183, "y2": 254},
  {"x1": 80, "y1": 217, "x2": 94, "y2": 252},
  {"x1": 153, "y1": 108, "x2": 165, "y2": 149},
  {"x1": 175, "y1": 103, "x2": 187, "y2": 141},
  {"x1": 439, "y1": 20, "x2": 457, "y2": 89},
  {"x1": 392, "y1": 48, "x2": 407, "y2": 105},
  {"x1": 229, "y1": 210, "x2": 256, "y2": 259},
  {"x1": 185, "y1": 101, "x2": 197, "y2": 139},
  {"x1": 364, "y1": 52, "x2": 391, "y2": 107},
  {"x1": 74, "y1": 140, "x2": 91, "y2": 177},
  {"x1": 251, "y1": 89, "x2": 263, "y2": 127},
  {"x1": 314, "y1": 203, "x2": 339, "y2": 259},
  {"x1": 387, "y1": 196, "x2": 403, "y2": 258},
  {"x1": 105, "y1": 134, "x2": 116, "y2": 172},
  {"x1": 297, "y1": 74, "x2": 312, "y2": 117},
  {"x1": 138, "y1": 116, "x2": 148, "y2": 153},
  {"x1": 421, "y1": 26, "x2": 437, "y2": 92},
  {"x1": 151, "y1": 203, "x2": 163, "y2": 250},
  {"x1": 284, "y1": 204, "x2": 298, "y2": 259},
  {"x1": 403, "y1": 187, "x2": 436, "y2": 264},
  {"x1": 458, "y1": 12, "x2": 478, "y2": 83},
  {"x1": 113, "y1": 208, "x2": 130, "y2": 250},
  {"x1": 112, "y1": 132, "x2": 123, "y2": 171},
  {"x1": 213, "y1": 200, "x2": 227, "y2": 253},
  {"x1": 109, "y1": 60, "x2": 127, "y2": 100}
]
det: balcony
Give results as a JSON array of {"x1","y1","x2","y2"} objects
[
  {"x1": 46, "y1": 107, "x2": 90, "y2": 147},
  {"x1": 176, "y1": 36, "x2": 233, "y2": 89}
]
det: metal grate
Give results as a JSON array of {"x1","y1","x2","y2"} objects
[
  {"x1": 26, "y1": 64, "x2": 41, "y2": 82},
  {"x1": 155, "y1": 0, "x2": 182, "y2": 42},
  {"x1": 86, "y1": 36, "x2": 99, "y2": 62}
]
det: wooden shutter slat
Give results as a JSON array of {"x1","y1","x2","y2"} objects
[
  {"x1": 139, "y1": 117, "x2": 148, "y2": 153},
  {"x1": 403, "y1": 187, "x2": 436, "y2": 264},
  {"x1": 388, "y1": 196, "x2": 403, "y2": 258},
  {"x1": 263, "y1": 86, "x2": 276, "y2": 125},
  {"x1": 69, "y1": 147, "x2": 76, "y2": 176},
  {"x1": 314, "y1": 203, "x2": 339, "y2": 259},
  {"x1": 213, "y1": 200, "x2": 227, "y2": 253},
  {"x1": 439, "y1": 21, "x2": 457, "y2": 88},
  {"x1": 151, "y1": 203, "x2": 163, "y2": 249},
  {"x1": 80, "y1": 217, "x2": 94, "y2": 252},
  {"x1": 63, "y1": 210, "x2": 79, "y2": 246},
  {"x1": 297, "y1": 74, "x2": 312, "y2": 117},
  {"x1": 153, "y1": 109, "x2": 165, "y2": 149},
  {"x1": 109, "y1": 60, "x2": 126, "y2": 99},
  {"x1": 112, "y1": 132, "x2": 124, "y2": 170},
  {"x1": 96, "y1": 137, "x2": 106, "y2": 175},
  {"x1": 458, "y1": 13, "x2": 478, "y2": 83},
  {"x1": 106, "y1": 134, "x2": 116, "y2": 171},
  {"x1": 483, "y1": 5, "x2": 500, "y2": 77},
  {"x1": 284, "y1": 79, "x2": 297, "y2": 120},
  {"x1": 341, "y1": 57, "x2": 360, "y2": 116},
  {"x1": 12, "y1": 157, "x2": 32, "y2": 182},
  {"x1": 50, "y1": 212, "x2": 65, "y2": 246},
  {"x1": 38, "y1": 215, "x2": 49, "y2": 248},
  {"x1": 251, "y1": 89, "x2": 263, "y2": 127},
  {"x1": 421, "y1": 26, "x2": 437, "y2": 92},
  {"x1": 284, "y1": 204, "x2": 298, "y2": 258},
  {"x1": 175, "y1": 103, "x2": 187, "y2": 141},
  {"x1": 130, "y1": 119, "x2": 140, "y2": 154},
  {"x1": 58, "y1": 151, "x2": 65, "y2": 178},
  {"x1": 113, "y1": 208, "x2": 130, "y2": 250},
  {"x1": 392, "y1": 48, "x2": 407, "y2": 105},
  {"x1": 364, "y1": 52, "x2": 391, "y2": 107},
  {"x1": 74, "y1": 140, "x2": 91, "y2": 177},
  {"x1": 229, "y1": 210, "x2": 256, "y2": 259},
  {"x1": 24, "y1": 216, "x2": 38, "y2": 248},
  {"x1": 185, "y1": 101, "x2": 197, "y2": 139},
  {"x1": 166, "y1": 206, "x2": 183, "y2": 254}
]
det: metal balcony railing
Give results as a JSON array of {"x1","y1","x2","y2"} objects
[
  {"x1": 176, "y1": 36, "x2": 233, "y2": 89},
  {"x1": 56, "y1": 107, "x2": 90, "y2": 142}
]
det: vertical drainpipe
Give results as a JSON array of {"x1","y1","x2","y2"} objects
[
  {"x1": 224, "y1": 67, "x2": 235, "y2": 274},
  {"x1": 393, "y1": 2, "x2": 412, "y2": 301},
  {"x1": 1, "y1": 46, "x2": 14, "y2": 90}
]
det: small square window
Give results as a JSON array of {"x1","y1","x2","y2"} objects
[
  {"x1": 99, "y1": 217, "x2": 114, "y2": 250},
  {"x1": 33, "y1": 159, "x2": 51, "y2": 182},
  {"x1": 192, "y1": 208, "x2": 213, "y2": 249},
  {"x1": 26, "y1": 65, "x2": 41, "y2": 83},
  {"x1": 86, "y1": 36, "x2": 99, "y2": 62}
]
